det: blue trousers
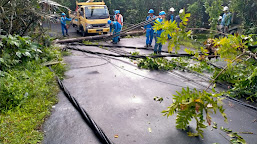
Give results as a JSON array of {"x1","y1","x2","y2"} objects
[
  {"x1": 146, "y1": 29, "x2": 154, "y2": 45},
  {"x1": 154, "y1": 33, "x2": 163, "y2": 52},
  {"x1": 61, "y1": 24, "x2": 68, "y2": 36},
  {"x1": 112, "y1": 30, "x2": 121, "y2": 43},
  {"x1": 168, "y1": 34, "x2": 172, "y2": 39}
]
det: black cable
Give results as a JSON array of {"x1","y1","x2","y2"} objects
[
  {"x1": 48, "y1": 66, "x2": 113, "y2": 144},
  {"x1": 82, "y1": 52, "x2": 195, "y2": 89},
  {"x1": 66, "y1": 46, "x2": 201, "y2": 59},
  {"x1": 68, "y1": 46, "x2": 257, "y2": 112},
  {"x1": 69, "y1": 43, "x2": 171, "y2": 53}
]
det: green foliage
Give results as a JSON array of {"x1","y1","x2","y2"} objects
[
  {"x1": 187, "y1": 0, "x2": 206, "y2": 28},
  {"x1": 229, "y1": 67, "x2": 257, "y2": 102},
  {"x1": 137, "y1": 56, "x2": 214, "y2": 74},
  {"x1": 0, "y1": 0, "x2": 54, "y2": 36},
  {"x1": 153, "y1": 11, "x2": 192, "y2": 53},
  {"x1": 220, "y1": 127, "x2": 246, "y2": 144},
  {"x1": 0, "y1": 65, "x2": 59, "y2": 143},
  {"x1": 0, "y1": 35, "x2": 42, "y2": 70},
  {"x1": 130, "y1": 51, "x2": 140, "y2": 56},
  {"x1": 82, "y1": 40, "x2": 99, "y2": 45},
  {"x1": 162, "y1": 87, "x2": 227, "y2": 138},
  {"x1": 0, "y1": 62, "x2": 55, "y2": 111},
  {"x1": 0, "y1": 33, "x2": 65, "y2": 143},
  {"x1": 138, "y1": 57, "x2": 177, "y2": 71},
  {"x1": 204, "y1": 0, "x2": 223, "y2": 30},
  {"x1": 229, "y1": 0, "x2": 257, "y2": 34}
]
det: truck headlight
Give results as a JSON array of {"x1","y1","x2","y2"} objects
[
  {"x1": 105, "y1": 23, "x2": 110, "y2": 28},
  {"x1": 87, "y1": 24, "x2": 93, "y2": 29}
]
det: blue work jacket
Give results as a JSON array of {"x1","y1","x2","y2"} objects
[
  {"x1": 221, "y1": 12, "x2": 232, "y2": 26},
  {"x1": 170, "y1": 15, "x2": 174, "y2": 22},
  {"x1": 61, "y1": 17, "x2": 71, "y2": 26},
  {"x1": 110, "y1": 21, "x2": 122, "y2": 33}
]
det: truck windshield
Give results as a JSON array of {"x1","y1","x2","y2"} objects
[{"x1": 85, "y1": 6, "x2": 109, "y2": 19}]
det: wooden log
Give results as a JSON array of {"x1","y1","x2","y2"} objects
[{"x1": 55, "y1": 31, "x2": 144, "y2": 44}]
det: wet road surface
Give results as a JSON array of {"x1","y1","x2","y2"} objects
[{"x1": 43, "y1": 37, "x2": 257, "y2": 144}]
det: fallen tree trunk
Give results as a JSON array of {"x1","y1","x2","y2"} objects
[{"x1": 54, "y1": 30, "x2": 144, "y2": 44}]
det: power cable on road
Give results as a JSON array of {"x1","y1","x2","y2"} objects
[
  {"x1": 48, "y1": 66, "x2": 113, "y2": 144},
  {"x1": 66, "y1": 45, "x2": 257, "y2": 112}
]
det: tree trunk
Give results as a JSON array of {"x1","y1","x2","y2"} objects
[{"x1": 55, "y1": 30, "x2": 144, "y2": 44}]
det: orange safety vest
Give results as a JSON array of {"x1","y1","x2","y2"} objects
[{"x1": 115, "y1": 15, "x2": 123, "y2": 26}]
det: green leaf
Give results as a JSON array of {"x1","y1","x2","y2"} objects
[
  {"x1": 16, "y1": 52, "x2": 22, "y2": 58},
  {"x1": 0, "y1": 58, "x2": 4, "y2": 63},
  {"x1": 24, "y1": 52, "x2": 31, "y2": 57}
]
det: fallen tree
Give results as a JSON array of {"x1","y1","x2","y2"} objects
[{"x1": 54, "y1": 30, "x2": 144, "y2": 44}]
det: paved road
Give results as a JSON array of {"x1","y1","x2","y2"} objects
[{"x1": 43, "y1": 37, "x2": 257, "y2": 144}]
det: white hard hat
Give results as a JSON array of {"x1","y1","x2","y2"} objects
[
  {"x1": 218, "y1": 16, "x2": 222, "y2": 20},
  {"x1": 169, "y1": 7, "x2": 175, "y2": 12},
  {"x1": 179, "y1": 9, "x2": 184, "y2": 14},
  {"x1": 223, "y1": 6, "x2": 229, "y2": 11}
]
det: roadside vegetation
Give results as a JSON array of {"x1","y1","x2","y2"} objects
[
  {"x1": 0, "y1": 35, "x2": 66, "y2": 144},
  {"x1": 0, "y1": 1, "x2": 68, "y2": 143},
  {"x1": 136, "y1": 10, "x2": 257, "y2": 140}
]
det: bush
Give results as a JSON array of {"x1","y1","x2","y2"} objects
[
  {"x1": 0, "y1": 35, "x2": 64, "y2": 111},
  {"x1": 0, "y1": 61, "x2": 56, "y2": 111},
  {"x1": 0, "y1": 35, "x2": 43, "y2": 71}
]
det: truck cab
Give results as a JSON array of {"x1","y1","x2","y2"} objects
[{"x1": 70, "y1": 1, "x2": 110, "y2": 36}]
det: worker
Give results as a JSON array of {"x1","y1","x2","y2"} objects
[
  {"x1": 175, "y1": 9, "x2": 184, "y2": 27},
  {"x1": 167, "y1": 7, "x2": 175, "y2": 39},
  {"x1": 144, "y1": 9, "x2": 156, "y2": 47},
  {"x1": 217, "y1": 16, "x2": 223, "y2": 32},
  {"x1": 221, "y1": 6, "x2": 232, "y2": 33},
  {"x1": 154, "y1": 11, "x2": 166, "y2": 54},
  {"x1": 60, "y1": 12, "x2": 71, "y2": 37},
  {"x1": 114, "y1": 10, "x2": 123, "y2": 27},
  {"x1": 167, "y1": 7, "x2": 175, "y2": 22},
  {"x1": 108, "y1": 20, "x2": 122, "y2": 44}
]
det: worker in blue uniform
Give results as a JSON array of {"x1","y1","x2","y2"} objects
[
  {"x1": 108, "y1": 20, "x2": 122, "y2": 44},
  {"x1": 144, "y1": 9, "x2": 156, "y2": 47},
  {"x1": 167, "y1": 7, "x2": 175, "y2": 39},
  {"x1": 154, "y1": 11, "x2": 166, "y2": 54},
  {"x1": 175, "y1": 9, "x2": 184, "y2": 27},
  {"x1": 61, "y1": 12, "x2": 71, "y2": 37},
  {"x1": 221, "y1": 6, "x2": 232, "y2": 33}
]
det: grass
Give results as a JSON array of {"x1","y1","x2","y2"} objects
[{"x1": 0, "y1": 46, "x2": 67, "y2": 143}]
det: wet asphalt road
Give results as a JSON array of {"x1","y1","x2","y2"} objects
[{"x1": 43, "y1": 37, "x2": 257, "y2": 144}]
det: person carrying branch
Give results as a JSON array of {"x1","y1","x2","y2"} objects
[
  {"x1": 154, "y1": 11, "x2": 166, "y2": 54},
  {"x1": 108, "y1": 20, "x2": 122, "y2": 44},
  {"x1": 60, "y1": 12, "x2": 71, "y2": 37},
  {"x1": 221, "y1": 6, "x2": 232, "y2": 33},
  {"x1": 144, "y1": 9, "x2": 156, "y2": 48},
  {"x1": 167, "y1": 7, "x2": 175, "y2": 39}
]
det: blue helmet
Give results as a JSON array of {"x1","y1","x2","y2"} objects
[
  {"x1": 107, "y1": 20, "x2": 112, "y2": 24},
  {"x1": 115, "y1": 10, "x2": 120, "y2": 14},
  {"x1": 148, "y1": 9, "x2": 154, "y2": 14},
  {"x1": 61, "y1": 12, "x2": 66, "y2": 16},
  {"x1": 159, "y1": 11, "x2": 166, "y2": 16}
]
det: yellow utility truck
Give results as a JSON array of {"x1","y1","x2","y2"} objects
[{"x1": 70, "y1": 0, "x2": 110, "y2": 36}]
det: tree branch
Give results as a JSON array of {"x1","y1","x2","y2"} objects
[
  {"x1": 205, "y1": 53, "x2": 245, "y2": 91},
  {"x1": 187, "y1": 28, "x2": 228, "y2": 36}
]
